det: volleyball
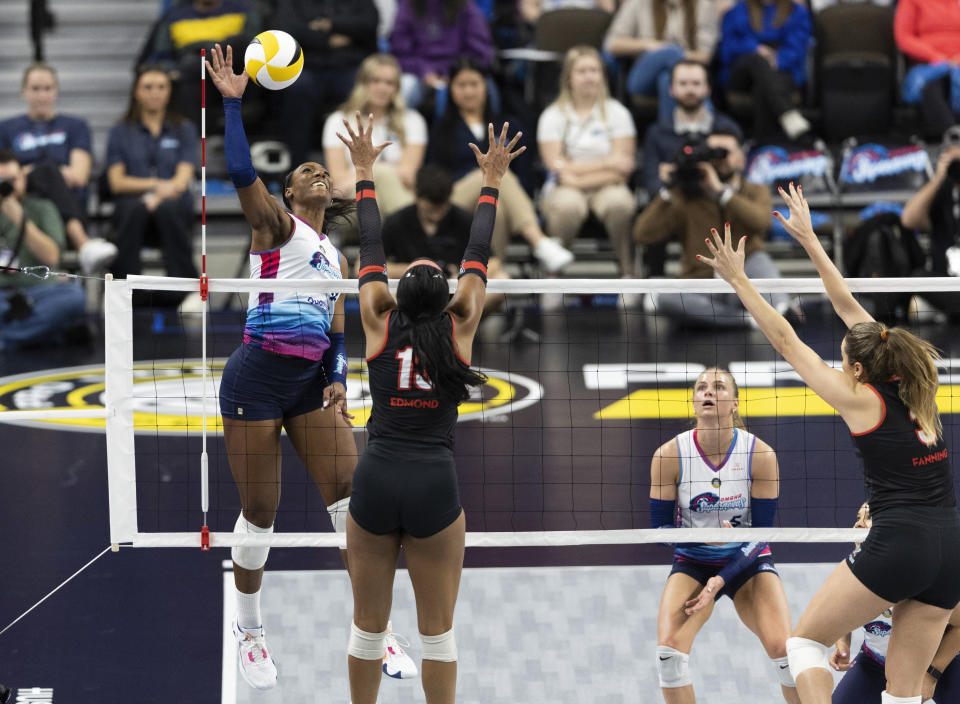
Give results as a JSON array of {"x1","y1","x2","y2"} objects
[{"x1": 244, "y1": 29, "x2": 304, "y2": 90}]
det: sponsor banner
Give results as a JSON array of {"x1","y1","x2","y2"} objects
[{"x1": 0, "y1": 361, "x2": 542, "y2": 434}]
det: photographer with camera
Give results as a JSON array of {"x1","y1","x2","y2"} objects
[
  {"x1": 0, "y1": 149, "x2": 87, "y2": 351},
  {"x1": 633, "y1": 127, "x2": 793, "y2": 328}
]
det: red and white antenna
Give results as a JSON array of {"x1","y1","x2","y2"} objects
[{"x1": 199, "y1": 48, "x2": 210, "y2": 551}]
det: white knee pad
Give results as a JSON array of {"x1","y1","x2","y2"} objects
[
  {"x1": 327, "y1": 497, "x2": 350, "y2": 535},
  {"x1": 880, "y1": 693, "x2": 921, "y2": 704},
  {"x1": 772, "y1": 655, "x2": 795, "y2": 687},
  {"x1": 656, "y1": 645, "x2": 692, "y2": 688},
  {"x1": 231, "y1": 513, "x2": 273, "y2": 570},
  {"x1": 785, "y1": 637, "x2": 830, "y2": 681},
  {"x1": 347, "y1": 622, "x2": 387, "y2": 660},
  {"x1": 421, "y1": 628, "x2": 458, "y2": 662}
]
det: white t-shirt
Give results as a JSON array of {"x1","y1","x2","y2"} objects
[
  {"x1": 537, "y1": 98, "x2": 635, "y2": 162},
  {"x1": 322, "y1": 109, "x2": 427, "y2": 167}
]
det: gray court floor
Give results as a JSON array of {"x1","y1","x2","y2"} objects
[{"x1": 227, "y1": 562, "x2": 852, "y2": 704}]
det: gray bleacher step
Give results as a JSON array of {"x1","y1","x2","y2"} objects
[
  {"x1": 0, "y1": 69, "x2": 135, "y2": 96},
  {"x1": 46, "y1": 1, "x2": 159, "y2": 24}
]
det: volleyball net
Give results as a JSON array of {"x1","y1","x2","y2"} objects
[{"x1": 7, "y1": 274, "x2": 960, "y2": 552}]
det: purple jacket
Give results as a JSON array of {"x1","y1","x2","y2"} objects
[{"x1": 389, "y1": 0, "x2": 493, "y2": 78}]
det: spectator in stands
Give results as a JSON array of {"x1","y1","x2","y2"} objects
[
  {"x1": 384, "y1": 164, "x2": 504, "y2": 278},
  {"x1": 894, "y1": 0, "x2": 960, "y2": 140},
  {"x1": 430, "y1": 57, "x2": 573, "y2": 273},
  {"x1": 717, "y1": 0, "x2": 812, "y2": 140},
  {"x1": 0, "y1": 150, "x2": 87, "y2": 351},
  {"x1": 275, "y1": 0, "x2": 379, "y2": 160},
  {"x1": 322, "y1": 54, "x2": 425, "y2": 218},
  {"x1": 105, "y1": 66, "x2": 198, "y2": 296},
  {"x1": 604, "y1": 0, "x2": 720, "y2": 126},
  {"x1": 0, "y1": 63, "x2": 117, "y2": 274},
  {"x1": 381, "y1": 165, "x2": 508, "y2": 311},
  {"x1": 641, "y1": 60, "x2": 742, "y2": 196},
  {"x1": 390, "y1": 0, "x2": 494, "y2": 109},
  {"x1": 900, "y1": 135, "x2": 960, "y2": 319},
  {"x1": 139, "y1": 0, "x2": 262, "y2": 125},
  {"x1": 537, "y1": 45, "x2": 637, "y2": 281},
  {"x1": 633, "y1": 126, "x2": 793, "y2": 328},
  {"x1": 640, "y1": 59, "x2": 742, "y2": 276}
]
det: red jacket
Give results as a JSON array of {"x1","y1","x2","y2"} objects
[{"x1": 895, "y1": 0, "x2": 960, "y2": 63}]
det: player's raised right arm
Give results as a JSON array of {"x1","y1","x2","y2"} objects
[
  {"x1": 774, "y1": 182, "x2": 873, "y2": 329},
  {"x1": 206, "y1": 43, "x2": 289, "y2": 249}
]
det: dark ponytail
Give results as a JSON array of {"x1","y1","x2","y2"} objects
[{"x1": 396, "y1": 265, "x2": 487, "y2": 404}]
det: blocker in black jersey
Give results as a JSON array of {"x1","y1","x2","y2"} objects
[
  {"x1": 847, "y1": 380, "x2": 960, "y2": 608},
  {"x1": 349, "y1": 309, "x2": 465, "y2": 536},
  {"x1": 850, "y1": 380, "x2": 955, "y2": 516},
  {"x1": 363, "y1": 310, "x2": 463, "y2": 450}
]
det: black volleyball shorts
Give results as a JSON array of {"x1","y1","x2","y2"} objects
[
  {"x1": 349, "y1": 441, "x2": 462, "y2": 538},
  {"x1": 846, "y1": 506, "x2": 960, "y2": 609}
]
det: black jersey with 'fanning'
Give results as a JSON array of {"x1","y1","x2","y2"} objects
[
  {"x1": 365, "y1": 310, "x2": 462, "y2": 450},
  {"x1": 850, "y1": 381, "x2": 955, "y2": 515}
]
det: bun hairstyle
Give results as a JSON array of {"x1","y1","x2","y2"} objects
[
  {"x1": 395, "y1": 264, "x2": 486, "y2": 404},
  {"x1": 844, "y1": 321, "x2": 942, "y2": 446}
]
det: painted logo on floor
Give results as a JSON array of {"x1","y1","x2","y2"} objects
[{"x1": 0, "y1": 361, "x2": 542, "y2": 434}]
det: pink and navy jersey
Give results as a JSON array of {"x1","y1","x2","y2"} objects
[
  {"x1": 673, "y1": 428, "x2": 772, "y2": 564},
  {"x1": 244, "y1": 213, "x2": 343, "y2": 361}
]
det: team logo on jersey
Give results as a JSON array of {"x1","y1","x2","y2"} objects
[
  {"x1": 863, "y1": 620, "x2": 892, "y2": 637},
  {"x1": 690, "y1": 493, "x2": 720, "y2": 511},
  {"x1": 689, "y1": 492, "x2": 747, "y2": 512},
  {"x1": 0, "y1": 361, "x2": 542, "y2": 435},
  {"x1": 310, "y1": 251, "x2": 331, "y2": 271}
]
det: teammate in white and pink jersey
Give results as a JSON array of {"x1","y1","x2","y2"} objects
[
  {"x1": 206, "y1": 42, "x2": 416, "y2": 691},
  {"x1": 649, "y1": 367, "x2": 800, "y2": 704}
]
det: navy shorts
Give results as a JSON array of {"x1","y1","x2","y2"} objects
[
  {"x1": 349, "y1": 441, "x2": 462, "y2": 539},
  {"x1": 670, "y1": 554, "x2": 780, "y2": 600},
  {"x1": 846, "y1": 506, "x2": 960, "y2": 609},
  {"x1": 219, "y1": 343, "x2": 328, "y2": 421}
]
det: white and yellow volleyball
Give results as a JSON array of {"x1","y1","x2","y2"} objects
[{"x1": 244, "y1": 30, "x2": 304, "y2": 90}]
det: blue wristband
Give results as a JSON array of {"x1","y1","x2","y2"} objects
[
  {"x1": 323, "y1": 333, "x2": 348, "y2": 388},
  {"x1": 224, "y1": 97, "x2": 257, "y2": 189}
]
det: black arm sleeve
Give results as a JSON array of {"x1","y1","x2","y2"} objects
[
  {"x1": 458, "y1": 186, "x2": 499, "y2": 283},
  {"x1": 356, "y1": 180, "x2": 388, "y2": 286}
]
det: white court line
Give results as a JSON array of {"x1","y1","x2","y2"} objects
[{"x1": 222, "y1": 566, "x2": 237, "y2": 704}]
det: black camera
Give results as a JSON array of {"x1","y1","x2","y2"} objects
[
  {"x1": 670, "y1": 141, "x2": 729, "y2": 195},
  {"x1": 0, "y1": 179, "x2": 12, "y2": 198}
]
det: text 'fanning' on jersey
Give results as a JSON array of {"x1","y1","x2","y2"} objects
[{"x1": 244, "y1": 213, "x2": 342, "y2": 361}]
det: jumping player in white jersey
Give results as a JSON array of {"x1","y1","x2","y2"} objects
[
  {"x1": 650, "y1": 366, "x2": 800, "y2": 704},
  {"x1": 206, "y1": 44, "x2": 415, "y2": 690},
  {"x1": 701, "y1": 184, "x2": 960, "y2": 704}
]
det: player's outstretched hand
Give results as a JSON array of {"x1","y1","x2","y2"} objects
[
  {"x1": 698, "y1": 222, "x2": 747, "y2": 285},
  {"x1": 469, "y1": 122, "x2": 525, "y2": 186},
  {"x1": 323, "y1": 382, "x2": 354, "y2": 426},
  {"x1": 205, "y1": 43, "x2": 248, "y2": 99},
  {"x1": 337, "y1": 111, "x2": 392, "y2": 173},
  {"x1": 773, "y1": 181, "x2": 817, "y2": 248}
]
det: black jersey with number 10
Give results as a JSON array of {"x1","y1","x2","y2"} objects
[
  {"x1": 851, "y1": 381, "x2": 955, "y2": 515},
  {"x1": 365, "y1": 310, "x2": 463, "y2": 450}
]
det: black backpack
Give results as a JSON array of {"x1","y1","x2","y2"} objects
[{"x1": 845, "y1": 212, "x2": 925, "y2": 320}]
